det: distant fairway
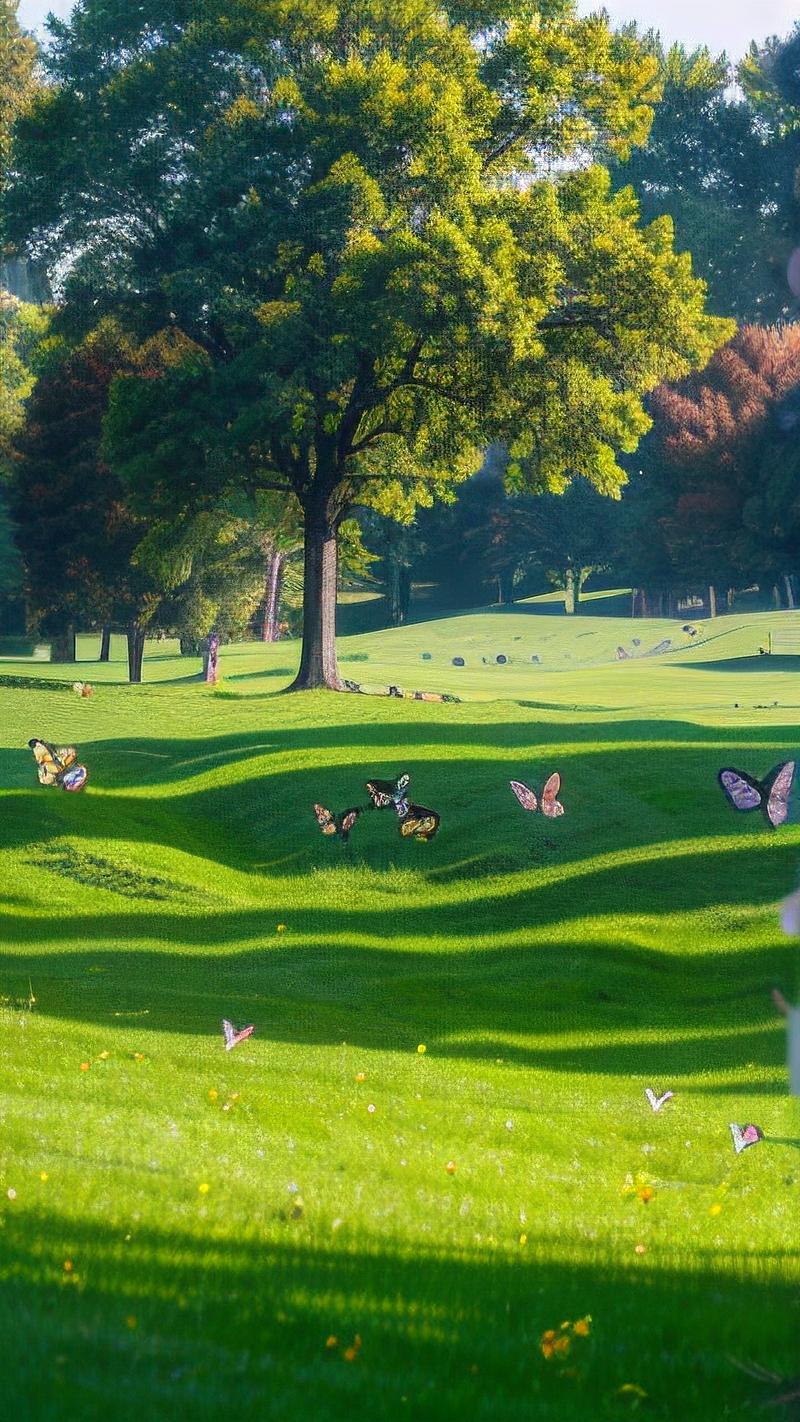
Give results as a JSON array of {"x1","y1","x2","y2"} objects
[{"x1": 1, "y1": 607, "x2": 799, "y2": 1420}]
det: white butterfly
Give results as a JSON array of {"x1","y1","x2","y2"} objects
[
  {"x1": 645, "y1": 1087, "x2": 674, "y2": 1112},
  {"x1": 222, "y1": 1019, "x2": 254, "y2": 1051},
  {"x1": 729, "y1": 1123, "x2": 763, "y2": 1154}
]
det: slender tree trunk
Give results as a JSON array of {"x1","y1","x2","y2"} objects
[
  {"x1": 708, "y1": 585, "x2": 717, "y2": 618},
  {"x1": 783, "y1": 573, "x2": 795, "y2": 609},
  {"x1": 127, "y1": 623, "x2": 145, "y2": 684},
  {"x1": 397, "y1": 564, "x2": 412, "y2": 623},
  {"x1": 631, "y1": 588, "x2": 638, "y2": 618},
  {"x1": 262, "y1": 550, "x2": 285, "y2": 641},
  {"x1": 564, "y1": 567, "x2": 576, "y2": 615},
  {"x1": 290, "y1": 502, "x2": 342, "y2": 691},
  {"x1": 773, "y1": 584, "x2": 781, "y2": 610},
  {"x1": 99, "y1": 624, "x2": 111, "y2": 661},
  {"x1": 205, "y1": 630, "x2": 220, "y2": 685}
]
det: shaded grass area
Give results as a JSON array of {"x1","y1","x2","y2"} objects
[{"x1": 1, "y1": 671, "x2": 800, "y2": 1420}]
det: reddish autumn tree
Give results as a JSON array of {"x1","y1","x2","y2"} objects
[
  {"x1": 12, "y1": 322, "x2": 157, "y2": 672},
  {"x1": 645, "y1": 325, "x2": 800, "y2": 605}
]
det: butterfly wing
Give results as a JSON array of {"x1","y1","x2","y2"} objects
[
  {"x1": 541, "y1": 772, "x2": 564, "y2": 818},
  {"x1": 314, "y1": 804, "x2": 337, "y2": 835},
  {"x1": 29, "y1": 738, "x2": 64, "y2": 787},
  {"x1": 730, "y1": 1122, "x2": 763, "y2": 1153},
  {"x1": 61, "y1": 764, "x2": 88, "y2": 793},
  {"x1": 510, "y1": 780, "x2": 538, "y2": 813},
  {"x1": 718, "y1": 769, "x2": 763, "y2": 813},
  {"x1": 645, "y1": 1087, "x2": 673, "y2": 1111},
  {"x1": 765, "y1": 761, "x2": 795, "y2": 828},
  {"x1": 399, "y1": 804, "x2": 440, "y2": 841},
  {"x1": 366, "y1": 774, "x2": 410, "y2": 810},
  {"x1": 338, "y1": 808, "x2": 361, "y2": 843},
  {"x1": 222, "y1": 1019, "x2": 254, "y2": 1051},
  {"x1": 365, "y1": 779, "x2": 395, "y2": 809}
]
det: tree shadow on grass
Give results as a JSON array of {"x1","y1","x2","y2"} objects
[
  {"x1": 0, "y1": 932, "x2": 792, "y2": 1079},
  {"x1": 0, "y1": 1208, "x2": 796, "y2": 1422}
]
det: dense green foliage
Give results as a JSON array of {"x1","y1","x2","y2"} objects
[{"x1": 5, "y1": 0, "x2": 730, "y2": 682}]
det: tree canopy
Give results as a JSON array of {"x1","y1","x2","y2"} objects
[{"x1": 6, "y1": 3, "x2": 733, "y2": 681}]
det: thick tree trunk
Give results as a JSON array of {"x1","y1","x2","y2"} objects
[
  {"x1": 708, "y1": 585, "x2": 717, "y2": 618},
  {"x1": 262, "y1": 550, "x2": 285, "y2": 641},
  {"x1": 99, "y1": 624, "x2": 111, "y2": 661},
  {"x1": 290, "y1": 504, "x2": 342, "y2": 691},
  {"x1": 127, "y1": 623, "x2": 145, "y2": 684},
  {"x1": 496, "y1": 570, "x2": 515, "y2": 607},
  {"x1": 51, "y1": 625, "x2": 76, "y2": 662}
]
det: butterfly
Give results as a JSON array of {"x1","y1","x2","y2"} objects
[
  {"x1": 645, "y1": 1087, "x2": 674, "y2": 1112},
  {"x1": 313, "y1": 803, "x2": 362, "y2": 842},
  {"x1": 399, "y1": 804, "x2": 440, "y2": 842},
  {"x1": 718, "y1": 761, "x2": 795, "y2": 828},
  {"x1": 28, "y1": 738, "x2": 89, "y2": 792},
  {"x1": 365, "y1": 774, "x2": 410, "y2": 816},
  {"x1": 222, "y1": 1019, "x2": 254, "y2": 1051},
  {"x1": 510, "y1": 773, "x2": 564, "y2": 818},
  {"x1": 729, "y1": 1123, "x2": 764, "y2": 1154},
  {"x1": 72, "y1": 681, "x2": 93, "y2": 698}
]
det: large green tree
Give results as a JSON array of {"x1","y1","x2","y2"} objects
[
  {"x1": 7, "y1": 1, "x2": 731, "y2": 687},
  {"x1": 612, "y1": 33, "x2": 785, "y2": 323}
]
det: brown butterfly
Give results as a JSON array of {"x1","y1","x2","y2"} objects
[
  {"x1": 313, "y1": 803, "x2": 362, "y2": 842},
  {"x1": 510, "y1": 773, "x2": 564, "y2": 817}
]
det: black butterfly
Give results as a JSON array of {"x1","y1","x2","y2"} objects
[
  {"x1": 718, "y1": 761, "x2": 795, "y2": 828},
  {"x1": 313, "y1": 804, "x2": 362, "y2": 842},
  {"x1": 365, "y1": 774, "x2": 410, "y2": 815},
  {"x1": 399, "y1": 804, "x2": 440, "y2": 842}
]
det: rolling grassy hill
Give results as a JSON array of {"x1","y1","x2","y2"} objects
[{"x1": 1, "y1": 609, "x2": 799, "y2": 1420}]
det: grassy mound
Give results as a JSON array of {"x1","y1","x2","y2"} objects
[{"x1": 0, "y1": 623, "x2": 798, "y2": 1420}]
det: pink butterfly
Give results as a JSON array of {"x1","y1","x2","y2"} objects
[
  {"x1": 645, "y1": 1087, "x2": 674, "y2": 1112},
  {"x1": 729, "y1": 1123, "x2": 763, "y2": 1154},
  {"x1": 222, "y1": 1019, "x2": 254, "y2": 1051},
  {"x1": 510, "y1": 773, "x2": 564, "y2": 817}
]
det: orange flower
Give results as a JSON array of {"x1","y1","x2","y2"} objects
[
  {"x1": 63, "y1": 1260, "x2": 73, "y2": 1273},
  {"x1": 553, "y1": 1335, "x2": 571, "y2": 1356},
  {"x1": 354, "y1": 1072, "x2": 366, "y2": 1083},
  {"x1": 540, "y1": 1330, "x2": 557, "y2": 1359},
  {"x1": 325, "y1": 1336, "x2": 339, "y2": 1350},
  {"x1": 80, "y1": 1062, "x2": 90, "y2": 1072},
  {"x1": 638, "y1": 1185, "x2": 654, "y2": 1204},
  {"x1": 445, "y1": 1160, "x2": 456, "y2": 1174},
  {"x1": 573, "y1": 1316, "x2": 591, "y2": 1337}
]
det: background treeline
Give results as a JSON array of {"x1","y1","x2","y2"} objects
[{"x1": 1, "y1": 4, "x2": 799, "y2": 681}]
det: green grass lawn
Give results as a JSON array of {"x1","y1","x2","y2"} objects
[{"x1": 1, "y1": 611, "x2": 799, "y2": 1420}]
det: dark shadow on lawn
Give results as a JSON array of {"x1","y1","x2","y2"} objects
[
  {"x1": 0, "y1": 1207, "x2": 796, "y2": 1422},
  {"x1": 0, "y1": 933, "x2": 793, "y2": 1078}
]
